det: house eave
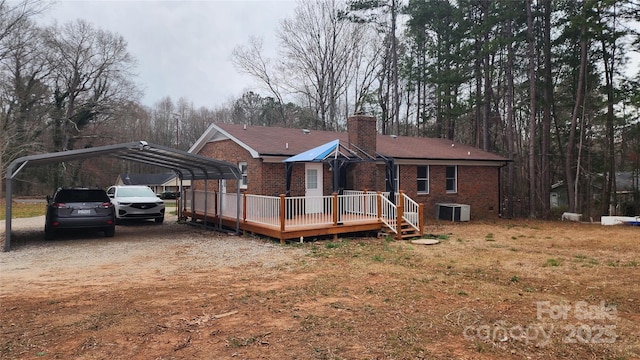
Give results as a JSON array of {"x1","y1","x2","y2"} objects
[
  {"x1": 189, "y1": 123, "x2": 260, "y2": 158},
  {"x1": 392, "y1": 158, "x2": 509, "y2": 166},
  {"x1": 262, "y1": 155, "x2": 507, "y2": 166}
]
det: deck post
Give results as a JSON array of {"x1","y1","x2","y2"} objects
[
  {"x1": 418, "y1": 203, "x2": 424, "y2": 236},
  {"x1": 397, "y1": 191, "x2": 404, "y2": 240},
  {"x1": 363, "y1": 190, "x2": 368, "y2": 216},
  {"x1": 243, "y1": 193, "x2": 247, "y2": 222},
  {"x1": 332, "y1": 192, "x2": 338, "y2": 225},
  {"x1": 279, "y1": 194, "x2": 286, "y2": 233},
  {"x1": 376, "y1": 191, "x2": 382, "y2": 220}
]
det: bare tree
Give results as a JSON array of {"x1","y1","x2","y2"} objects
[
  {"x1": 349, "y1": 28, "x2": 384, "y2": 116},
  {"x1": 278, "y1": 0, "x2": 365, "y2": 130},
  {"x1": 564, "y1": 3, "x2": 588, "y2": 214},
  {"x1": 0, "y1": 0, "x2": 48, "y2": 61},
  {"x1": 43, "y1": 20, "x2": 138, "y2": 152},
  {"x1": 526, "y1": 0, "x2": 537, "y2": 218},
  {"x1": 231, "y1": 37, "x2": 288, "y2": 125},
  {"x1": 40, "y1": 20, "x2": 138, "y2": 186},
  {"x1": 345, "y1": 0, "x2": 401, "y2": 135},
  {"x1": 0, "y1": 1, "x2": 50, "y2": 197},
  {"x1": 149, "y1": 96, "x2": 176, "y2": 147}
]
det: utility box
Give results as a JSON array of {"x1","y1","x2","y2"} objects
[{"x1": 436, "y1": 203, "x2": 470, "y2": 222}]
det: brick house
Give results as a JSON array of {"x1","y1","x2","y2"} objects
[{"x1": 189, "y1": 115, "x2": 508, "y2": 220}]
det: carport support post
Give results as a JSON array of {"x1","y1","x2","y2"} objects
[
  {"x1": 4, "y1": 176, "x2": 13, "y2": 251},
  {"x1": 203, "y1": 179, "x2": 208, "y2": 228}
]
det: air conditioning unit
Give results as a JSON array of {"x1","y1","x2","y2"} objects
[{"x1": 436, "y1": 203, "x2": 470, "y2": 222}]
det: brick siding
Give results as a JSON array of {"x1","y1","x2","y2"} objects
[
  {"x1": 196, "y1": 127, "x2": 501, "y2": 220},
  {"x1": 397, "y1": 164, "x2": 499, "y2": 220}
]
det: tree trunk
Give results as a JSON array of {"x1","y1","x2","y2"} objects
[
  {"x1": 541, "y1": 0, "x2": 552, "y2": 218},
  {"x1": 526, "y1": 0, "x2": 537, "y2": 218},
  {"x1": 565, "y1": 5, "x2": 587, "y2": 214},
  {"x1": 505, "y1": 18, "x2": 515, "y2": 218},
  {"x1": 474, "y1": 46, "x2": 482, "y2": 148},
  {"x1": 391, "y1": 0, "x2": 400, "y2": 136},
  {"x1": 596, "y1": 4, "x2": 618, "y2": 215}
]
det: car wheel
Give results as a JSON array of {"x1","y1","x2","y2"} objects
[
  {"x1": 155, "y1": 216, "x2": 164, "y2": 224},
  {"x1": 44, "y1": 226, "x2": 55, "y2": 240},
  {"x1": 104, "y1": 227, "x2": 115, "y2": 237}
]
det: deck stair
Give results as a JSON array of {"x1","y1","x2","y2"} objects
[{"x1": 381, "y1": 219, "x2": 422, "y2": 239}]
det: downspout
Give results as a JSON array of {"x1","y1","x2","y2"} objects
[{"x1": 499, "y1": 161, "x2": 508, "y2": 218}]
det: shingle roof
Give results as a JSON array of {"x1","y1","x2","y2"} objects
[
  {"x1": 119, "y1": 173, "x2": 175, "y2": 185},
  {"x1": 214, "y1": 123, "x2": 507, "y2": 162}
]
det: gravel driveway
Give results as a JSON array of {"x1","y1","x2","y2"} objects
[{"x1": 0, "y1": 215, "x2": 305, "y2": 296}]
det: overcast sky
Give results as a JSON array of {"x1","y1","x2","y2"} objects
[{"x1": 37, "y1": 0, "x2": 297, "y2": 109}]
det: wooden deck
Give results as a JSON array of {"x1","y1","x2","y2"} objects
[
  {"x1": 184, "y1": 210, "x2": 384, "y2": 242},
  {"x1": 181, "y1": 190, "x2": 424, "y2": 243}
]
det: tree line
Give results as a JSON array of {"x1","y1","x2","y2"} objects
[{"x1": 1, "y1": 0, "x2": 639, "y2": 219}]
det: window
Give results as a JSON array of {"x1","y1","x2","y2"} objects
[
  {"x1": 239, "y1": 162, "x2": 248, "y2": 189},
  {"x1": 446, "y1": 165, "x2": 457, "y2": 193},
  {"x1": 417, "y1": 166, "x2": 429, "y2": 194},
  {"x1": 306, "y1": 168, "x2": 318, "y2": 189}
]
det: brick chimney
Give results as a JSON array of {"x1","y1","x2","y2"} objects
[
  {"x1": 347, "y1": 114, "x2": 377, "y2": 157},
  {"x1": 347, "y1": 115, "x2": 378, "y2": 190}
]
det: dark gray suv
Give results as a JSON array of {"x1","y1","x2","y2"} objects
[{"x1": 45, "y1": 187, "x2": 116, "y2": 240}]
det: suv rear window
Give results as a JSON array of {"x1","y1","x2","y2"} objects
[{"x1": 54, "y1": 189, "x2": 110, "y2": 203}]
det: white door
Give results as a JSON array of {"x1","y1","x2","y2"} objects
[{"x1": 305, "y1": 163, "x2": 323, "y2": 214}]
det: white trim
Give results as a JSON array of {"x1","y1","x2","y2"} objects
[
  {"x1": 417, "y1": 165, "x2": 429, "y2": 195},
  {"x1": 188, "y1": 123, "x2": 260, "y2": 158},
  {"x1": 188, "y1": 123, "x2": 218, "y2": 153},
  {"x1": 239, "y1": 162, "x2": 248, "y2": 189},
  {"x1": 446, "y1": 165, "x2": 457, "y2": 193}
]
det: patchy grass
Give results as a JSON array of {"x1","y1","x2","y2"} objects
[
  {"x1": 543, "y1": 258, "x2": 561, "y2": 267},
  {"x1": 1, "y1": 219, "x2": 639, "y2": 359},
  {"x1": 0, "y1": 200, "x2": 45, "y2": 220}
]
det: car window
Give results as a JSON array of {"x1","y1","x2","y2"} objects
[
  {"x1": 116, "y1": 187, "x2": 156, "y2": 197},
  {"x1": 55, "y1": 190, "x2": 110, "y2": 203}
]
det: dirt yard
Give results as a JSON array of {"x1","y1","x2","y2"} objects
[{"x1": 1, "y1": 217, "x2": 639, "y2": 359}]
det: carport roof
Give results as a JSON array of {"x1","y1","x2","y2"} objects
[
  {"x1": 6, "y1": 141, "x2": 241, "y2": 181},
  {"x1": 4, "y1": 141, "x2": 241, "y2": 252}
]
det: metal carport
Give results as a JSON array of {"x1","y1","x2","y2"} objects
[{"x1": 3, "y1": 141, "x2": 241, "y2": 251}]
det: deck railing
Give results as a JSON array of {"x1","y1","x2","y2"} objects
[
  {"x1": 379, "y1": 194, "x2": 398, "y2": 234},
  {"x1": 284, "y1": 195, "x2": 335, "y2": 228},
  {"x1": 338, "y1": 192, "x2": 379, "y2": 224},
  {"x1": 245, "y1": 194, "x2": 279, "y2": 227},
  {"x1": 187, "y1": 189, "x2": 217, "y2": 215},
  {"x1": 220, "y1": 192, "x2": 241, "y2": 219},
  {"x1": 185, "y1": 189, "x2": 423, "y2": 236},
  {"x1": 401, "y1": 193, "x2": 421, "y2": 232}
]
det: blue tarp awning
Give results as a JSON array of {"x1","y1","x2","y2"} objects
[{"x1": 283, "y1": 139, "x2": 340, "y2": 163}]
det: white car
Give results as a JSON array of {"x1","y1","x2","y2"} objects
[{"x1": 107, "y1": 185, "x2": 165, "y2": 224}]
